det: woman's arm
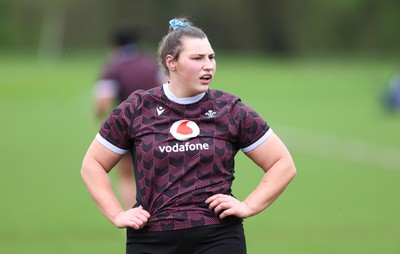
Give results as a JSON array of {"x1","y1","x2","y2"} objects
[
  {"x1": 81, "y1": 139, "x2": 150, "y2": 229},
  {"x1": 206, "y1": 132, "x2": 296, "y2": 219}
]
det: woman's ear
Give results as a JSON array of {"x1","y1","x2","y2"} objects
[{"x1": 166, "y1": 55, "x2": 176, "y2": 72}]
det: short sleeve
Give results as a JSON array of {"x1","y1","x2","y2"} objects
[
  {"x1": 230, "y1": 100, "x2": 272, "y2": 152},
  {"x1": 100, "y1": 57, "x2": 119, "y2": 81},
  {"x1": 96, "y1": 95, "x2": 137, "y2": 154},
  {"x1": 93, "y1": 79, "x2": 119, "y2": 99}
]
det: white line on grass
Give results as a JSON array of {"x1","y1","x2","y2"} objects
[{"x1": 275, "y1": 124, "x2": 400, "y2": 171}]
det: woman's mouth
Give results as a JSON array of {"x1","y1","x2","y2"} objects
[{"x1": 200, "y1": 75, "x2": 212, "y2": 81}]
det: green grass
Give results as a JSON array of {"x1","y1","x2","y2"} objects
[{"x1": 1, "y1": 52, "x2": 399, "y2": 253}]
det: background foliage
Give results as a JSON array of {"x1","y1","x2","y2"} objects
[{"x1": 2, "y1": 0, "x2": 400, "y2": 57}]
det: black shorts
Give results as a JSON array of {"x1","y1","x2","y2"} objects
[{"x1": 126, "y1": 222, "x2": 246, "y2": 254}]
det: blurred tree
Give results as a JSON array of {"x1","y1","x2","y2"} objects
[
  {"x1": 1, "y1": 0, "x2": 399, "y2": 56},
  {"x1": 249, "y1": 0, "x2": 294, "y2": 54},
  {"x1": 38, "y1": 0, "x2": 67, "y2": 61},
  {"x1": 0, "y1": 0, "x2": 13, "y2": 48}
]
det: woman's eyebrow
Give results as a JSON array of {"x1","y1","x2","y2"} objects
[{"x1": 190, "y1": 53, "x2": 215, "y2": 57}]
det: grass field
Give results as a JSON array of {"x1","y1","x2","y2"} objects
[{"x1": 1, "y1": 52, "x2": 399, "y2": 253}]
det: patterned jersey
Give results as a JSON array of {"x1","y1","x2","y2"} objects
[{"x1": 97, "y1": 84, "x2": 273, "y2": 231}]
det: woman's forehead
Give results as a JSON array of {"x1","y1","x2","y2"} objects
[{"x1": 181, "y1": 37, "x2": 214, "y2": 54}]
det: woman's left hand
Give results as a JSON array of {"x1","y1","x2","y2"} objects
[{"x1": 205, "y1": 194, "x2": 253, "y2": 219}]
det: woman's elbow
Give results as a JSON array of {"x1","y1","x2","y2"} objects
[
  {"x1": 288, "y1": 163, "x2": 297, "y2": 180},
  {"x1": 277, "y1": 156, "x2": 296, "y2": 182},
  {"x1": 80, "y1": 156, "x2": 95, "y2": 182},
  {"x1": 285, "y1": 158, "x2": 297, "y2": 181},
  {"x1": 80, "y1": 162, "x2": 90, "y2": 182}
]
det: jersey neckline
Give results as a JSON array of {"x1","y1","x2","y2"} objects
[{"x1": 163, "y1": 83, "x2": 206, "y2": 105}]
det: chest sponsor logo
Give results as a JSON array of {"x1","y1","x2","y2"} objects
[
  {"x1": 158, "y1": 120, "x2": 209, "y2": 153},
  {"x1": 170, "y1": 120, "x2": 200, "y2": 141}
]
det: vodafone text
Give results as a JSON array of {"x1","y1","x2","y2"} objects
[{"x1": 159, "y1": 142, "x2": 210, "y2": 153}]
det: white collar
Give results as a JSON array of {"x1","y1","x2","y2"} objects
[{"x1": 163, "y1": 83, "x2": 206, "y2": 105}]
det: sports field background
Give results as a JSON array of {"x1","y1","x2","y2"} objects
[{"x1": 1, "y1": 52, "x2": 399, "y2": 253}]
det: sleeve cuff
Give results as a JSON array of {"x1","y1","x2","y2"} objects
[
  {"x1": 241, "y1": 128, "x2": 273, "y2": 153},
  {"x1": 96, "y1": 133, "x2": 128, "y2": 155}
]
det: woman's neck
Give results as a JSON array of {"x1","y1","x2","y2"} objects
[
  {"x1": 163, "y1": 83, "x2": 205, "y2": 104},
  {"x1": 167, "y1": 81, "x2": 197, "y2": 98}
]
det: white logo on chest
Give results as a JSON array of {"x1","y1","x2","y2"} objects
[
  {"x1": 170, "y1": 120, "x2": 200, "y2": 141},
  {"x1": 156, "y1": 106, "x2": 165, "y2": 115},
  {"x1": 159, "y1": 120, "x2": 209, "y2": 153}
]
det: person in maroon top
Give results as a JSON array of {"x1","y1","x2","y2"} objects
[
  {"x1": 93, "y1": 25, "x2": 165, "y2": 208},
  {"x1": 82, "y1": 18, "x2": 296, "y2": 254}
]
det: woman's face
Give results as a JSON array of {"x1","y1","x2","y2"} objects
[{"x1": 168, "y1": 37, "x2": 216, "y2": 97}]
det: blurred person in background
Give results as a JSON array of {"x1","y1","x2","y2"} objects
[
  {"x1": 93, "y1": 24, "x2": 166, "y2": 208},
  {"x1": 82, "y1": 17, "x2": 296, "y2": 253},
  {"x1": 384, "y1": 71, "x2": 400, "y2": 112}
]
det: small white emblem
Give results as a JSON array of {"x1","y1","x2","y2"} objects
[
  {"x1": 157, "y1": 106, "x2": 165, "y2": 115},
  {"x1": 205, "y1": 110, "x2": 216, "y2": 117}
]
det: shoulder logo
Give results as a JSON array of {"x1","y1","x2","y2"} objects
[
  {"x1": 156, "y1": 106, "x2": 165, "y2": 115},
  {"x1": 170, "y1": 120, "x2": 200, "y2": 141}
]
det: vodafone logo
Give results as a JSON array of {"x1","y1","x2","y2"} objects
[
  {"x1": 159, "y1": 120, "x2": 208, "y2": 153},
  {"x1": 170, "y1": 120, "x2": 200, "y2": 141}
]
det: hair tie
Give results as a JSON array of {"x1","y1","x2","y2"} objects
[{"x1": 169, "y1": 19, "x2": 190, "y2": 30}]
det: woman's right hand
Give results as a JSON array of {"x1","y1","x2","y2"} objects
[{"x1": 113, "y1": 206, "x2": 150, "y2": 230}]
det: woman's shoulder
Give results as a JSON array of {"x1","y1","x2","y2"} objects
[
  {"x1": 208, "y1": 89, "x2": 240, "y2": 102},
  {"x1": 127, "y1": 86, "x2": 163, "y2": 100},
  {"x1": 115, "y1": 86, "x2": 162, "y2": 111}
]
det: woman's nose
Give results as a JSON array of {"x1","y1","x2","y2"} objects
[{"x1": 203, "y1": 61, "x2": 214, "y2": 70}]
